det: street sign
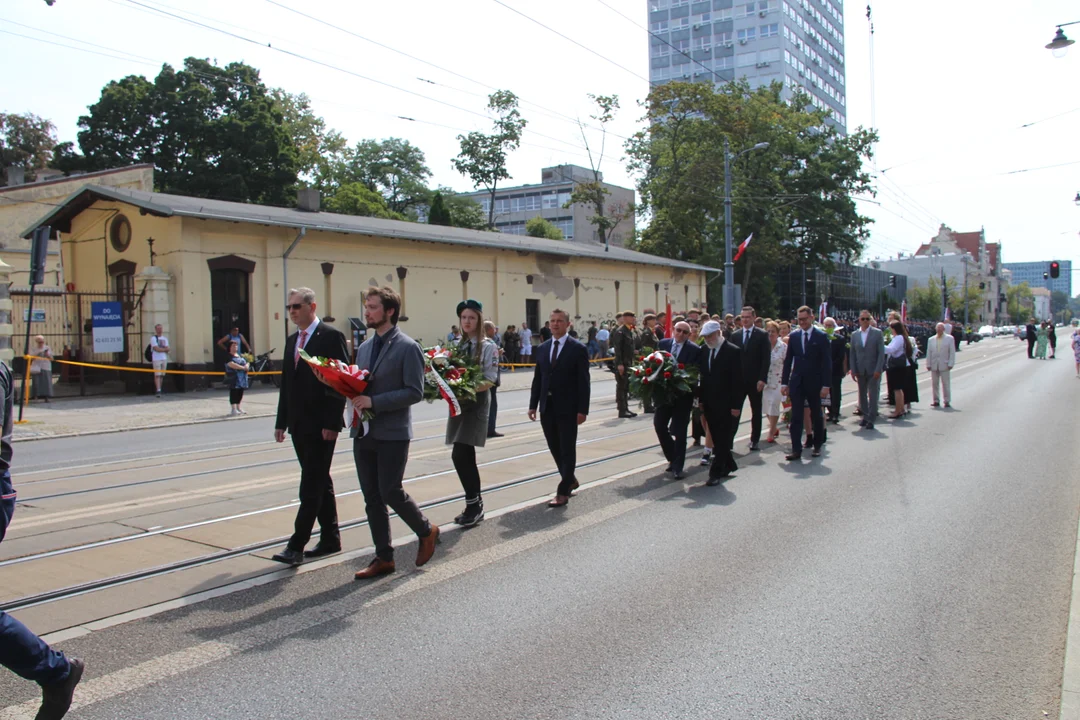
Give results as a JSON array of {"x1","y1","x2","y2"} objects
[
  {"x1": 22, "y1": 308, "x2": 46, "y2": 323},
  {"x1": 91, "y1": 301, "x2": 124, "y2": 353}
]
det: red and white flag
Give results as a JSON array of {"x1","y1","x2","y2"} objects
[
  {"x1": 818, "y1": 301, "x2": 828, "y2": 323},
  {"x1": 664, "y1": 295, "x2": 673, "y2": 338},
  {"x1": 901, "y1": 299, "x2": 907, "y2": 325},
  {"x1": 733, "y1": 233, "x2": 753, "y2": 262}
]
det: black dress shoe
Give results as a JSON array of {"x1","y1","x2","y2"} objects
[
  {"x1": 785, "y1": 452, "x2": 803, "y2": 461},
  {"x1": 37, "y1": 657, "x2": 84, "y2": 720},
  {"x1": 673, "y1": 470, "x2": 686, "y2": 480},
  {"x1": 811, "y1": 447, "x2": 821, "y2": 457},
  {"x1": 271, "y1": 548, "x2": 304, "y2": 566},
  {"x1": 619, "y1": 413, "x2": 635, "y2": 419},
  {"x1": 487, "y1": 432, "x2": 504, "y2": 438},
  {"x1": 748, "y1": 442, "x2": 760, "y2": 452},
  {"x1": 705, "y1": 474, "x2": 727, "y2": 486},
  {"x1": 304, "y1": 543, "x2": 342, "y2": 559},
  {"x1": 626, "y1": 410, "x2": 638, "y2": 417},
  {"x1": 665, "y1": 463, "x2": 675, "y2": 473}
]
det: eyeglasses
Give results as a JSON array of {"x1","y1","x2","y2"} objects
[
  {"x1": 285, "y1": 303, "x2": 307, "y2": 311},
  {"x1": 674, "y1": 328, "x2": 689, "y2": 334},
  {"x1": 859, "y1": 317, "x2": 871, "y2": 322}
]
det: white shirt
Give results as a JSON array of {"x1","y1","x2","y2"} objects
[
  {"x1": 296, "y1": 316, "x2": 320, "y2": 352},
  {"x1": 550, "y1": 335, "x2": 564, "y2": 362},
  {"x1": 596, "y1": 328, "x2": 610, "y2": 342},
  {"x1": 150, "y1": 335, "x2": 170, "y2": 362},
  {"x1": 859, "y1": 327, "x2": 870, "y2": 346}
]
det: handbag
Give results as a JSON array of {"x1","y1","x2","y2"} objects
[{"x1": 887, "y1": 353, "x2": 906, "y2": 370}]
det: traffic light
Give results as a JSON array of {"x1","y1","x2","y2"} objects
[
  {"x1": 979, "y1": 282, "x2": 985, "y2": 290},
  {"x1": 1050, "y1": 261, "x2": 1060, "y2": 279},
  {"x1": 888, "y1": 275, "x2": 896, "y2": 288}
]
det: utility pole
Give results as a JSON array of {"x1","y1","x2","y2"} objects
[
  {"x1": 963, "y1": 256, "x2": 970, "y2": 327},
  {"x1": 723, "y1": 137, "x2": 734, "y2": 315}
]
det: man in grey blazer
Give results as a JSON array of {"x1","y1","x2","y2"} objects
[
  {"x1": 348, "y1": 286, "x2": 439, "y2": 580},
  {"x1": 848, "y1": 309, "x2": 885, "y2": 430}
]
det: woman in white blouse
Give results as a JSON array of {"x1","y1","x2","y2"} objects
[
  {"x1": 763, "y1": 321, "x2": 788, "y2": 443},
  {"x1": 884, "y1": 321, "x2": 914, "y2": 419}
]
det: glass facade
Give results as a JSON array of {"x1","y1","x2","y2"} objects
[
  {"x1": 773, "y1": 263, "x2": 907, "y2": 321},
  {"x1": 1001, "y1": 261, "x2": 1072, "y2": 298}
]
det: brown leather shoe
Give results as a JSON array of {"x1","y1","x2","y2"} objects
[
  {"x1": 354, "y1": 558, "x2": 395, "y2": 580},
  {"x1": 548, "y1": 495, "x2": 570, "y2": 507},
  {"x1": 415, "y1": 525, "x2": 440, "y2": 567}
]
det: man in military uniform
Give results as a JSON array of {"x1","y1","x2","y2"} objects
[
  {"x1": 636, "y1": 314, "x2": 659, "y2": 414},
  {"x1": 613, "y1": 310, "x2": 637, "y2": 419}
]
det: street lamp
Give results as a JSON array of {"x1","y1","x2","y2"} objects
[
  {"x1": 1046, "y1": 23, "x2": 1079, "y2": 57},
  {"x1": 723, "y1": 139, "x2": 770, "y2": 313}
]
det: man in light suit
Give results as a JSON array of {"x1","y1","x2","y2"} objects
[
  {"x1": 925, "y1": 322, "x2": 956, "y2": 408},
  {"x1": 349, "y1": 286, "x2": 439, "y2": 580},
  {"x1": 654, "y1": 321, "x2": 702, "y2": 479},
  {"x1": 529, "y1": 309, "x2": 591, "y2": 507},
  {"x1": 273, "y1": 287, "x2": 348, "y2": 566},
  {"x1": 781, "y1": 305, "x2": 832, "y2": 460},
  {"x1": 848, "y1": 309, "x2": 885, "y2": 431}
]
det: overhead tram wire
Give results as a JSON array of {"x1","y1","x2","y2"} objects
[
  {"x1": 0, "y1": 17, "x2": 161, "y2": 64},
  {"x1": 116, "y1": 0, "x2": 608, "y2": 163},
  {"x1": 0, "y1": 28, "x2": 159, "y2": 66},
  {"x1": 261, "y1": 0, "x2": 629, "y2": 142}
]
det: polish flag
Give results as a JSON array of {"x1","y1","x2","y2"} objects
[
  {"x1": 901, "y1": 299, "x2": 907, "y2": 325},
  {"x1": 818, "y1": 301, "x2": 828, "y2": 323},
  {"x1": 943, "y1": 307, "x2": 951, "y2": 322},
  {"x1": 733, "y1": 233, "x2": 753, "y2": 262},
  {"x1": 664, "y1": 295, "x2": 673, "y2": 339}
]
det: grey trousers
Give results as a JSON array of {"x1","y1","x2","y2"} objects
[
  {"x1": 31, "y1": 369, "x2": 52, "y2": 399},
  {"x1": 354, "y1": 437, "x2": 431, "y2": 561},
  {"x1": 856, "y1": 372, "x2": 881, "y2": 421}
]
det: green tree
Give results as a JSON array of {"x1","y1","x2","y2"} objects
[
  {"x1": 1007, "y1": 282, "x2": 1034, "y2": 324},
  {"x1": 441, "y1": 191, "x2": 488, "y2": 230},
  {"x1": 453, "y1": 90, "x2": 527, "y2": 228},
  {"x1": 626, "y1": 80, "x2": 877, "y2": 310},
  {"x1": 324, "y1": 182, "x2": 403, "y2": 220},
  {"x1": 427, "y1": 191, "x2": 452, "y2": 226},
  {"x1": 339, "y1": 138, "x2": 432, "y2": 217},
  {"x1": 272, "y1": 90, "x2": 347, "y2": 191},
  {"x1": 906, "y1": 282, "x2": 942, "y2": 322},
  {"x1": 525, "y1": 216, "x2": 564, "y2": 240},
  {"x1": 565, "y1": 94, "x2": 633, "y2": 247},
  {"x1": 73, "y1": 58, "x2": 299, "y2": 205},
  {"x1": 0, "y1": 112, "x2": 57, "y2": 180}
]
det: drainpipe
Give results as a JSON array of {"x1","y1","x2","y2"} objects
[{"x1": 283, "y1": 227, "x2": 306, "y2": 343}]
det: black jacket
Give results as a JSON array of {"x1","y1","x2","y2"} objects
[
  {"x1": 828, "y1": 330, "x2": 848, "y2": 378},
  {"x1": 530, "y1": 336, "x2": 591, "y2": 417},
  {"x1": 697, "y1": 341, "x2": 745, "y2": 413},
  {"x1": 728, "y1": 326, "x2": 771, "y2": 387},
  {"x1": 275, "y1": 320, "x2": 349, "y2": 435}
]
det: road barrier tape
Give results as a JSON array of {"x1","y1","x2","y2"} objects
[
  {"x1": 500, "y1": 357, "x2": 613, "y2": 369},
  {"x1": 20, "y1": 356, "x2": 280, "y2": 377}
]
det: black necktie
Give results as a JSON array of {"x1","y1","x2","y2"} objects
[
  {"x1": 710, "y1": 347, "x2": 717, "y2": 371},
  {"x1": 371, "y1": 334, "x2": 383, "y2": 366},
  {"x1": 551, "y1": 339, "x2": 560, "y2": 364}
]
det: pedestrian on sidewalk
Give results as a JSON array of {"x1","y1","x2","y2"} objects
[
  {"x1": 596, "y1": 323, "x2": 610, "y2": 359},
  {"x1": 351, "y1": 286, "x2": 439, "y2": 579},
  {"x1": 519, "y1": 322, "x2": 533, "y2": 364},
  {"x1": 446, "y1": 302, "x2": 499, "y2": 528},
  {"x1": 926, "y1": 323, "x2": 956, "y2": 408},
  {"x1": 484, "y1": 320, "x2": 504, "y2": 438},
  {"x1": 215, "y1": 326, "x2": 252, "y2": 355},
  {"x1": 29, "y1": 335, "x2": 53, "y2": 402},
  {"x1": 1, "y1": 361, "x2": 85, "y2": 719},
  {"x1": 225, "y1": 341, "x2": 250, "y2": 416},
  {"x1": 529, "y1": 309, "x2": 591, "y2": 507},
  {"x1": 271, "y1": 288, "x2": 348, "y2": 567},
  {"x1": 149, "y1": 324, "x2": 170, "y2": 397},
  {"x1": 1072, "y1": 325, "x2": 1080, "y2": 376}
]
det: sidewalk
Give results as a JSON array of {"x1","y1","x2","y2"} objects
[{"x1": 12, "y1": 365, "x2": 611, "y2": 440}]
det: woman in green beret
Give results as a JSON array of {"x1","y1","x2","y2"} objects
[{"x1": 448, "y1": 299, "x2": 500, "y2": 527}]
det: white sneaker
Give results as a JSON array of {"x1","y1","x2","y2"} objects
[
  {"x1": 239, "y1": 408, "x2": 247, "y2": 415},
  {"x1": 229, "y1": 408, "x2": 239, "y2": 416},
  {"x1": 699, "y1": 452, "x2": 712, "y2": 466}
]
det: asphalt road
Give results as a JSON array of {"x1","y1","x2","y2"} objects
[{"x1": 1, "y1": 342, "x2": 1077, "y2": 719}]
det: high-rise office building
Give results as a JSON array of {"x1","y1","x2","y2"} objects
[
  {"x1": 1002, "y1": 260, "x2": 1072, "y2": 298},
  {"x1": 647, "y1": 0, "x2": 847, "y2": 131}
]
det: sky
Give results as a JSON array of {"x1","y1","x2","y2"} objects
[{"x1": 2, "y1": 0, "x2": 1078, "y2": 276}]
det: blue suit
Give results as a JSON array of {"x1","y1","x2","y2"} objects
[
  {"x1": 530, "y1": 336, "x2": 591, "y2": 496},
  {"x1": 653, "y1": 339, "x2": 703, "y2": 473},
  {"x1": 781, "y1": 326, "x2": 833, "y2": 454}
]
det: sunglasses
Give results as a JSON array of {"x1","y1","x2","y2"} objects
[
  {"x1": 859, "y1": 317, "x2": 871, "y2": 321},
  {"x1": 285, "y1": 303, "x2": 307, "y2": 311}
]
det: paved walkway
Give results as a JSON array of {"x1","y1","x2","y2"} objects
[{"x1": 12, "y1": 365, "x2": 604, "y2": 440}]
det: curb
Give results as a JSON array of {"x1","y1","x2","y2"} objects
[
  {"x1": 1060, "y1": 504, "x2": 1080, "y2": 720},
  {"x1": 13, "y1": 412, "x2": 278, "y2": 443}
]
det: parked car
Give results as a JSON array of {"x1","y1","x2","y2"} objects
[{"x1": 977, "y1": 325, "x2": 995, "y2": 338}]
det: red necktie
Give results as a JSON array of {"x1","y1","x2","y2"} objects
[{"x1": 294, "y1": 330, "x2": 308, "y2": 366}]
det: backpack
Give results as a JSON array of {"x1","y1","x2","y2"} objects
[{"x1": 144, "y1": 343, "x2": 153, "y2": 363}]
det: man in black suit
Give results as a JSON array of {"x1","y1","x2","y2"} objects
[
  {"x1": 697, "y1": 320, "x2": 745, "y2": 486},
  {"x1": 728, "y1": 305, "x2": 770, "y2": 451},
  {"x1": 654, "y1": 321, "x2": 702, "y2": 479},
  {"x1": 529, "y1": 309, "x2": 591, "y2": 507},
  {"x1": 272, "y1": 287, "x2": 348, "y2": 566},
  {"x1": 781, "y1": 305, "x2": 833, "y2": 461},
  {"x1": 1026, "y1": 319, "x2": 1038, "y2": 359}
]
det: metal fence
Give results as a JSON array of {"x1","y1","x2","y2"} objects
[{"x1": 11, "y1": 288, "x2": 146, "y2": 382}]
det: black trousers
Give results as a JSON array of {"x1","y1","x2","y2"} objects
[
  {"x1": 1028, "y1": 336, "x2": 1036, "y2": 358},
  {"x1": 829, "y1": 375, "x2": 843, "y2": 419},
  {"x1": 541, "y1": 411, "x2": 578, "y2": 496},
  {"x1": 789, "y1": 385, "x2": 825, "y2": 454},
  {"x1": 487, "y1": 385, "x2": 498, "y2": 435},
  {"x1": 654, "y1": 397, "x2": 693, "y2": 472},
  {"x1": 740, "y1": 388, "x2": 763, "y2": 444},
  {"x1": 287, "y1": 433, "x2": 340, "y2": 552},
  {"x1": 354, "y1": 437, "x2": 431, "y2": 561},
  {"x1": 702, "y1": 402, "x2": 736, "y2": 478},
  {"x1": 615, "y1": 371, "x2": 629, "y2": 414},
  {"x1": 229, "y1": 388, "x2": 244, "y2": 404},
  {"x1": 452, "y1": 443, "x2": 482, "y2": 501}
]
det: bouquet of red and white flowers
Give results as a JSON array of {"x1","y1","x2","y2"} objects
[
  {"x1": 628, "y1": 350, "x2": 699, "y2": 408},
  {"x1": 422, "y1": 345, "x2": 484, "y2": 418},
  {"x1": 298, "y1": 349, "x2": 374, "y2": 426}
]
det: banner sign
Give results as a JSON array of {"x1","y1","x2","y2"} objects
[{"x1": 91, "y1": 301, "x2": 124, "y2": 353}]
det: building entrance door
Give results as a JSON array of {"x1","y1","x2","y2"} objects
[{"x1": 211, "y1": 268, "x2": 250, "y2": 370}]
